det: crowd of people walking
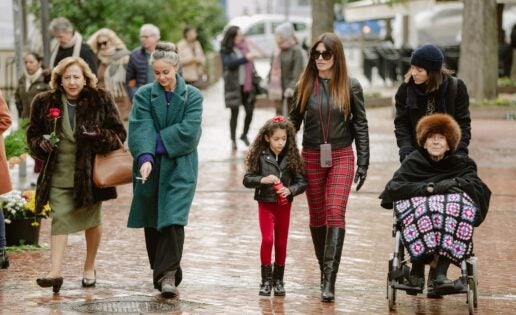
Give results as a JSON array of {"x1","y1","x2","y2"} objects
[{"x1": 0, "y1": 14, "x2": 492, "y2": 308}]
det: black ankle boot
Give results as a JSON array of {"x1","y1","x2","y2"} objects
[
  {"x1": 0, "y1": 249, "x2": 8, "y2": 269},
  {"x1": 434, "y1": 256, "x2": 453, "y2": 286},
  {"x1": 310, "y1": 226, "x2": 326, "y2": 288},
  {"x1": 272, "y1": 263, "x2": 285, "y2": 296},
  {"x1": 321, "y1": 228, "x2": 345, "y2": 302},
  {"x1": 259, "y1": 265, "x2": 272, "y2": 296}
]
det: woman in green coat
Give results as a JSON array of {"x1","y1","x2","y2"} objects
[{"x1": 127, "y1": 42, "x2": 203, "y2": 298}]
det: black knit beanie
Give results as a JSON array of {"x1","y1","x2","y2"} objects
[{"x1": 410, "y1": 44, "x2": 444, "y2": 71}]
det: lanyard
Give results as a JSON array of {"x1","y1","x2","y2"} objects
[{"x1": 315, "y1": 77, "x2": 331, "y2": 144}]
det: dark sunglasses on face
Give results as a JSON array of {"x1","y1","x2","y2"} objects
[
  {"x1": 311, "y1": 50, "x2": 333, "y2": 60},
  {"x1": 97, "y1": 41, "x2": 109, "y2": 47}
]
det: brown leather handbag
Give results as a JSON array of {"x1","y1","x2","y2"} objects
[{"x1": 93, "y1": 135, "x2": 133, "y2": 188}]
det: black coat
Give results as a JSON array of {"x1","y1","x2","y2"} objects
[
  {"x1": 394, "y1": 76, "x2": 471, "y2": 154},
  {"x1": 379, "y1": 149, "x2": 491, "y2": 227},
  {"x1": 243, "y1": 149, "x2": 307, "y2": 203},
  {"x1": 221, "y1": 49, "x2": 258, "y2": 108},
  {"x1": 26, "y1": 87, "x2": 127, "y2": 213},
  {"x1": 289, "y1": 77, "x2": 370, "y2": 167}
]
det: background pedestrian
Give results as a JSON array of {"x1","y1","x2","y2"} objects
[
  {"x1": 243, "y1": 115, "x2": 306, "y2": 297},
  {"x1": 14, "y1": 52, "x2": 50, "y2": 175},
  {"x1": 220, "y1": 25, "x2": 258, "y2": 150},
  {"x1": 126, "y1": 24, "x2": 160, "y2": 98},
  {"x1": 177, "y1": 26, "x2": 207, "y2": 89},
  {"x1": 27, "y1": 57, "x2": 126, "y2": 293},
  {"x1": 127, "y1": 42, "x2": 203, "y2": 298},
  {"x1": 289, "y1": 32, "x2": 369, "y2": 302},
  {"x1": 87, "y1": 28, "x2": 131, "y2": 120},
  {"x1": 48, "y1": 17, "x2": 97, "y2": 75},
  {"x1": 268, "y1": 22, "x2": 306, "y2": 115}
]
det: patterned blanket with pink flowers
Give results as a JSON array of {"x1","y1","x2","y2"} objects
[{"x1": 394, "y1": 192, "x2": 477, "y2": 263}]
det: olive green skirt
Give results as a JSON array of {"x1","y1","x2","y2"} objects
[{"x1": 49, "y1": 187, "x2": 102, "y2": 235}]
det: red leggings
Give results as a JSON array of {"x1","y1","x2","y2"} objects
[{"x1": 258, "y1": 201, "x2": 292, "y2": 266}]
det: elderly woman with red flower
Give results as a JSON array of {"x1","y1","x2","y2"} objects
[{"x1": 26, "y1": 56, "x2": 126, "y2": 293}]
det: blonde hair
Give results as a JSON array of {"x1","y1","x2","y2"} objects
[
  {"x1": 87, "y1": 28, "x2": 127, "y2": 55},
  {"x1": 150, "y1": 42, "x2": 180, "y2": 66},
  {"x1": 50, "y1": 57, "x2": 98, "y2": 90}
]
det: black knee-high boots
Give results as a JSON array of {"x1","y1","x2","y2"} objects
[
  {"x1": 321, "y1": 227, "x2": 345, "y2": 302},
  {"x1": 310, "y1": 226, "x2": 326, "y2": 288}
]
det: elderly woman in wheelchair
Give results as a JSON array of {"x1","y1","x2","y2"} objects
[{"x1": 380, "y1": 113, "x2": 491, "y2": 297}]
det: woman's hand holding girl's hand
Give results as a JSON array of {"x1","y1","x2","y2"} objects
[
  {"x1": 260, "y1": 175, "x2": 280, "y2": 184},
  {"x1": 139, "y1": 161, "x2": 152, "y2": 184},
  {"x1": 278, "y1": 187, "x2": 291, "y2": 198}
]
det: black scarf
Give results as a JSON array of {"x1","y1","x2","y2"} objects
[
  {"x1": 379, "y1": 149, "x2": 491, "y2": 226},
  {"x1": 406, "y1": 76, "x2": 449, "y2": 113}
]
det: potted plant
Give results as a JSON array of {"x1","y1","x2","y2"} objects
[{"x1": 0, "y1": 190, "x2": 52, "y2": 246}]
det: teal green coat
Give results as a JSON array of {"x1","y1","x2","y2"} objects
[{"x1": 127, "y1": 76, "x2": 202, "y2": 230}]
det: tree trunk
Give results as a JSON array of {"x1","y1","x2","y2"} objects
[
  {"x1": 458, "y1": 0, "x2": 498, "y2": 100},
  {"x1": 311, "y1": 0, "x2": 335, "y2": 47}
]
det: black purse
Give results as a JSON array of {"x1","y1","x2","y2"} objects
[{"x1": 252, "y1": 71, "x2": 267, "y2": 95}]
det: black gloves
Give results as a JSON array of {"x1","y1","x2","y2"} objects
[
  {"x1": 426, "y1": 178, "x2": 459, "y2": 195},
  {"x1": 354, "y1": 165, "x2": 367, "y2": 192},
  {"x1": 399, "y1": 146, "x2": 415, "y2": 163}
]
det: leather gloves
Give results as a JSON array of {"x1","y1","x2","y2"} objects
[
  {"x1": 434, "y1": 178, "x2": 459, "y2": 194},
  {"x1": 354, "y1": 165, "x2": 368, "y2": 191}
]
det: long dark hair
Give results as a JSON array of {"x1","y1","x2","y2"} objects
[
  {"x1": 220, "y1": 26, "x2": 239, "y2": 53},
  {"x1": 295, "y1": 32, "x2": 350, "y2": 116},
  {"x1": 245, "y1": 116, "x2": 304, "y2": 176}
]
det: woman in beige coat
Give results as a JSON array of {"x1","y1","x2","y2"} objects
[{"x1": 0, "y1": 89, "x2": 13, "y2": 268}]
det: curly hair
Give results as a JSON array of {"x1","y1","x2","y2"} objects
[{"x1": 245, "y1": 117, "x2": 304, "y2": 176}]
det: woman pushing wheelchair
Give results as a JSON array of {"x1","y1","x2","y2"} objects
[{"x1": 380, "y1": 113, "x2": 491, "y2": 296}]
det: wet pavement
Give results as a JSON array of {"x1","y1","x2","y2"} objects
[{"x1": 1, "y1": 60, "x2": 516, "y2": 314}]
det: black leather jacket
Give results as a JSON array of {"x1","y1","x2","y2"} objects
[
  {"x1": 243, "y1": 149, "x2": 307, "y2": 203},
  {"x1": 289, "y1": 77, "x2": 370, "y2": 167}
]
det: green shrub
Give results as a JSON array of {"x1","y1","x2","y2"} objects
[{"x1": 4, "y1": 128, "x2": 28, "y2": 160}]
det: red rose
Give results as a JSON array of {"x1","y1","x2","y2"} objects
[
  {"x1": 47, "y1": 108, "x2": 61, "y2": 119},
  {"x1": 272, "y1": 115, "x2": 286, "y2": 123}
]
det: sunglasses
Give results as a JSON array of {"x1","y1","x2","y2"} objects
[
  {"x1": 97, "y1": 41, "x2": 109, "y2": 47},
  {"x1": 311, "y1": 50, "x2": 333, "y2": 60}
]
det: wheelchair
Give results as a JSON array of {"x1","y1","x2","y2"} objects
[{"x1": 386, "y1": 211, "x2": 479, "y2": 314}]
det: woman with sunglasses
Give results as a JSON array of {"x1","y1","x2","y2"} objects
[
  {"x1": 289, "y1": 32, "x2": 369, "y2": 302},
  {"x1": 87, "y1": 28, "x2": 132, "y2": 120}
]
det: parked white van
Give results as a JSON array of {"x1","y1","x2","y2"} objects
[{"x1": 215, "y1": 14, "x2": 311, "y2": 57}]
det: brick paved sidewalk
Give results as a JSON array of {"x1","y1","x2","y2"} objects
[{"x1": 1, "y1": 80, "x2": 516, "y2": 314}]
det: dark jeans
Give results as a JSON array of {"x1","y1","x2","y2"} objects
[
  {"x1": 230, "y1": 87, "x2": 254, "y2": 140},
  {"x1": 144, "y1": 225, "x2": 184, "y2": 289}
]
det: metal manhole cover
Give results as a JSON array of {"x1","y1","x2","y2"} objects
[{"x1": 59, "y1": 296, "x2": 207, "y2": 314}]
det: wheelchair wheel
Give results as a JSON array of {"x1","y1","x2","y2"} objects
[
  {"x1": 467, "y1": 278, "x2": 475, "y2": 315},
  {"x1": 387, "y1": 276, "x2": 396, "y2": 310},
  {"x1": 467, "y1": 257, "x2": 479, "y2": 307}
]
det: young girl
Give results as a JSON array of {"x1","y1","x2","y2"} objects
[{"x1": 243, "y1": 115, "x2": 307, "y2": 296}]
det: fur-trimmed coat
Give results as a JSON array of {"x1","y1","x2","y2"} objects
[{"x1": 26, "y1": 87, "x2": 127, "y2": 213}]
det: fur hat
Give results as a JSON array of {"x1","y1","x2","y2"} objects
[
  {"x1": 416, "y1": 113, "x2": 461, "y2": 151},
  {"x1": 410, "y1": 44, "x2": 444, "y2": 71}
]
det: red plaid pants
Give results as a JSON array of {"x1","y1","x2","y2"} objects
[{"x1": 302, "y1": 146, "x2": 355, "y2": 228}]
